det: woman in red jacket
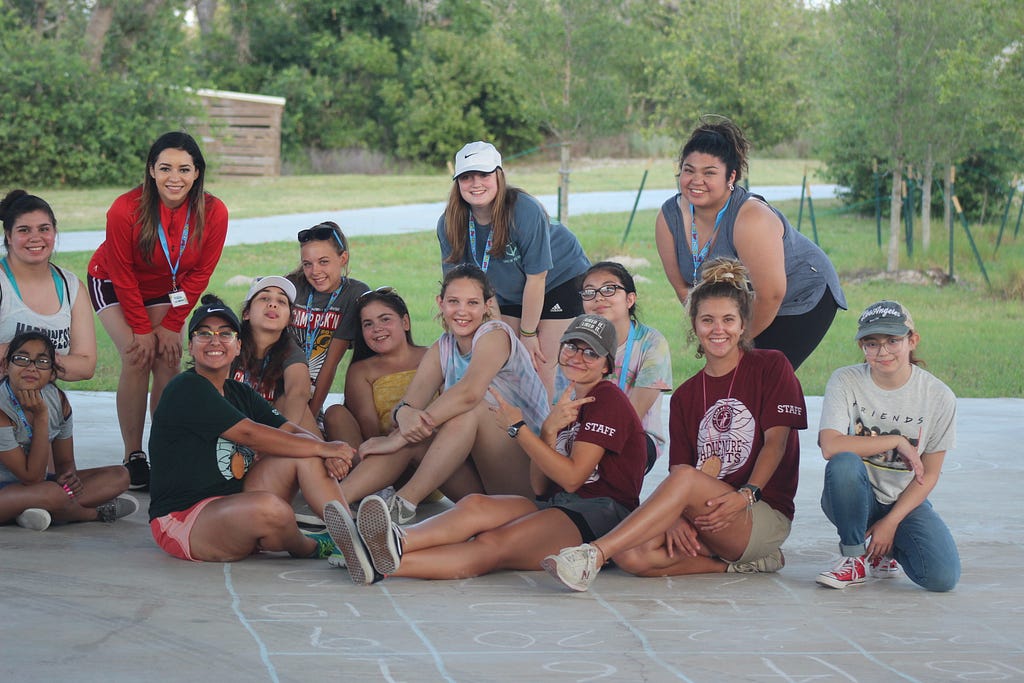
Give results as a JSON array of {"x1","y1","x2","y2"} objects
[{"x1": 88, "y1": 131, "x2": 228, "y2": 491}]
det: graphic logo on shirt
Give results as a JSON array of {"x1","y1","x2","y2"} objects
[
  {"x1": 14, "y1": 322, "x2": 70, "y2": 352},
  {"x1": 216, "y1": 438, "x2": 255, "y2": 480},
  {"x1": 555, "y1": 422, "x2": 600, "y2": 485},
  {"x1": 502, "y1": 243, "x2": 521, "y2": 263},
  {"x1": 854, "y1": 417, "x2": 918, "y2": 471},
  {"x1": 695, "y1": 398, "x2": 755, "y2": 478}
]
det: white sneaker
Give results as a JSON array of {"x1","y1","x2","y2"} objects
[
  {"x1": 387, "y1": 494, "x2": 417, "y2": 525},
  {"x1": 869, "y1": 555, "x2": 902, "y2": 578},
  {"x1": 357, "y1": 495, "x2": 404, "y2": 575},
  {"x1": 16, "y1": 508, "x2": 51, "y2": 531},
  {"x1": 541, "y1": 543, "x2": 602, "y2": 592},
  {"x1": 727, "y1": 548, "x2": 785, "y2": 574}
]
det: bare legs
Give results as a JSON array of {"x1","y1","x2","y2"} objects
[
  {"x1": 391, "y1": 494, "x2": 583, "y2": 579},
  {"x1": 188, "y1": 455, "x2": 348, "y2": 562},
  {"x1": 502, "y1": 315, "x2": 572, "y2": 400},
  {"x1": 593, "y1": 466, "x2": 752, "y2": 576},
  {"x1": 97, "y1": 304, "x2": 180, "y2": 461},
  {"x1": 0, "y1": 465, "x2": 130, "y2": 523}
]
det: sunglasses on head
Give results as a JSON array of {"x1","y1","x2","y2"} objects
[
  {"x1": 357, "y1": 286, "x2": 398, "y2": 301},
  {"x1": 297, "y1": 224, "x2": 346, "y2": 252}
]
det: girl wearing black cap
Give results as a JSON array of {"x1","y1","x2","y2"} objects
[
  {"x1": 322, "y1": 312, "x2": 648, "y2": 585},
  {"x1": 147, "y1": 295, "x2": 355, "y2": 562},
  {"x1": 544, "y1": 258, "x2": 806, "y2": 591},
  {"x1": 438, "y1": 141, "x2": 590, "y2": 397},
  {"x1": 815, "y1": 300, "x2": 959, "y2": 592}
]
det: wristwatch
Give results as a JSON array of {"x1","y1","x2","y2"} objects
[
  {"x1": 507, "y1": 420, "x2": 527, "y2": 439},
  {"x1": 739, "y1": 483, "x2": 762, "y2": 503}
]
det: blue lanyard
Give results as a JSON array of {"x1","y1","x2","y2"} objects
[
  {"x1": 156, "y1": 206, "x2": 191, "y2": 291},
  {"x1": 1, "y1": 258, "x2": 65, "y2": 306},
  {"x1": 468, "y1": 215, "x2": 492, "y2": 272},
  {"x1": 689, "y1": 196, "x2": 732, "y2": 281},
  {"x1": 617, "y1": 322, "x2": 637, "y2": 391},
  {"x1": 3, "y1": 379, "x2": 33, "y2": 441},
  {"x1": 304, "y1": 282, "x2": 344, "y2": 360}
]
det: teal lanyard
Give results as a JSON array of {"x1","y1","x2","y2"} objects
[
  {"x1": 3, "y1": 379, "x2": 33, "y2": 441},
  {"x1": 304, "y1": 283, "x2": 344, "y2": 360},
  {"x1": 689, "y1": 196, "x2": 732, "y2": 281},
  {"x1": 617, "y1": 323, "x2": 637, "y2": 391},
  {"x1": 0, "y1": 258, "x2": 64, "y2": 307},
  {"x1": 156, "y1": 206, "x2": 191, "y2": 291}
]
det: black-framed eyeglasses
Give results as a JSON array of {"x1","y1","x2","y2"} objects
[
  {"x1": 10, "y1": 354, "x2": 53, "y2": 370},
  {"x1": 357, "y1": 286, "x2": 398, "y2": 301},
  {"x1": 579, "y1": 284, "x2": 626, "y2": 301},
  {"x1": 192, "y1": 330, "x2": 239, "y2": 343},
  {"x1": 297, "y1": 224, "x2": 346, "y2": 252},
  {"x1": 560, "y1": 342, "x2": 603, "y2": 363}
]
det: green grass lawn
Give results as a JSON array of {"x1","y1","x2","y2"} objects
[{"x1": 39, "y1": 158, "x2": 1024, "y2": 397}]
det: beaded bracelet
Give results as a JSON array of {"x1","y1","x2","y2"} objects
[
  {"x1": 61, "y1": 483, "x2": 75, "y2": 500},
  {"x1": 518, "y1": 328, "x2": 538, "y2": 337}
]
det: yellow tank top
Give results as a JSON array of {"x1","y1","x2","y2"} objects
[{"x1": 371, "y1": 369, "x2": 418, "y2": 433}]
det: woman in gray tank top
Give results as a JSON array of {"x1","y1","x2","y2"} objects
[{"x1": 655, "y1": 117, "x2": 846, "y2": 369}]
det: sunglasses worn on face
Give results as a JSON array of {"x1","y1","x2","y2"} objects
[
  {"x1": 10, "y1": 354, "x2": 52, "y2": 370},
  {"x1": 579, "y1": 284, "x2": 626, "y2": 301},
  {"x1": 297, "y1": 225, "x2": 346, "y2": 252},
  {"x1": 192, "y1": 330, "x2": 239, "y2": 343},
  {"x1": 560, "y1": 342, "x2": 603, "y2": 362}
]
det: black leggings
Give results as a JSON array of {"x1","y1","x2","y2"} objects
[{"x1": 754, "y1": 290, "x2": 840, "y2": 370}]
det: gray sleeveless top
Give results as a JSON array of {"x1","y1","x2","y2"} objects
[{"x1": 661, "y1": 186, "x2": 846, "y2": 316}]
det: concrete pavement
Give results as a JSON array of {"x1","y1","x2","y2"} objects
[{"x1": 1, "y1": 392, "x2": 1021, "y2": 682}]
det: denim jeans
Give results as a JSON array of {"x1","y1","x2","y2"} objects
[{"x1": 820, "y1": 451, "x2": 961, "y2": 592}]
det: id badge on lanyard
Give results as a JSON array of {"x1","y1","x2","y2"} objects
[{"x1": 158, "y1": 207, "x2": 191, "y2": 307}]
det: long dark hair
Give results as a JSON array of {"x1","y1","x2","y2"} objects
[
  {"x1": 443, "y1": 166, "x2": 525, "y2": 263},
  {"x1": 351, "y1": 289, "x2": 417, "y2": 363},
  {"x1": 136, "y1": 131, "x2": 208, "y2": 265},
  {"x1": 235, "y1": 287, "x2": 294, "y2": 397},
  {"x1": 582, "y1": 261, "x2": 640, "y2": 323},
  {"x1": 1, "y1": 190, "x2": 57, "y2": 251}
]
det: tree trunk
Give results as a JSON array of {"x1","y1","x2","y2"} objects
[
  {"x1": 888, "y1": 160, "x2": 903, "y2": 272},
  {"x1": 559, "y1": 142, "x2": 571, "y2": 223},
  {"x1": 233, "y1": 0, "x2": 253, "y2": 65},
  {"x1": 195, "y1": 0, "x2": 218, "y2": 36},
  {"x1": 922, "y1": 146, "x2": 933, "y2": 250},
  {"x1": 84, "y1": 0, "x2": 116, "y2": 69}
]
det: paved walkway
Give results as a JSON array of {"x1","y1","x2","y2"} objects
[
  {"x1": 2, "y1": 392, "x2": 1021, "y2": 682},
  {"x1": 55, "y1": 185, "x2": 839, "y2": 252}
]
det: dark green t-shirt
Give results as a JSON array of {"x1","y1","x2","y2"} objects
[{"x1": 148, "y1": 369, "x2": 287, "y2": 520}]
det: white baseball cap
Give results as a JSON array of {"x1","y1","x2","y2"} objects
[
  {"x1": 453, "y1": 141, "x2": 502, "y2": 179},
  {"x1": 244, "y1": 275, "x2": 297, "y2": 305}
]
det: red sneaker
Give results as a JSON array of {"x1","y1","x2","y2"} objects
[
  {"x1": 816, "y1": 555, "x2": 867, "y2": 589},
  {"x1": 869, "y1": 555, "x2": 901, "y2": 578}
]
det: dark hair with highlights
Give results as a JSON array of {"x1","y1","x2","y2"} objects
[{"x1": 136, "y1": 131, "x2": 208, "y2": 265}]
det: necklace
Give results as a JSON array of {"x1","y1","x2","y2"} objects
[
  {"x1": 689, "y1": 195, "x2": 732, "y2": 281},
  {"x1": 698, "y1": 353, "x2": 742, "y2": 477}
]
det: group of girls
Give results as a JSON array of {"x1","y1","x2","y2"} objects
[{"x1": 0, "y1": 123, "x2": 960, "y2": 594}]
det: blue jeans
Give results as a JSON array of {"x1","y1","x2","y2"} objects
[{"x1": 820, "y1": 452, "x2": 960, "y2": 592}]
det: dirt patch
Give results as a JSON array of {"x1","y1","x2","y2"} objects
[{"x1": 843, "y1": 268, "x2": 955, "y2": 286}]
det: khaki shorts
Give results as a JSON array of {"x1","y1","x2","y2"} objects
[{"x1": 736, "y1": 501, "x2": 792, "y2": 564}]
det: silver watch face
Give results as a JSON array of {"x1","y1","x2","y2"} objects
[{"x1": 507, "y1": 422, "x2": 523, "y2": 438}]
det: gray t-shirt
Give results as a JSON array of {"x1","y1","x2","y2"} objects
[
  {"x1": 437, "y1": 193, "x2": 589, "y2": 306},
  {"x1": 819, "y1": 363, "x2": 956, "y2": 504},
  {"x1": 0, "y1": 381, "x2": 73, "y2": 485}
]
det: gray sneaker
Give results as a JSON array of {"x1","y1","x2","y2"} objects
[
  {"x1": 323, "y1": 501, "x2": 380, "y2": 585},
  {"x1": 16, "y1": 508, "x2": 52, "y2": 531},
  {"x1": 541, "y1": 543, "x2": 602, "y2": 592},
  {"x1": 357, "y1": 495, "x2": 404, "y2": 575},
  {"x1": 727, "y1": 548, "x2": 785, "y2": 574},
  {"x1": 387, "y1": 494, "x2": 417, "y2": 525},
  {"x1": 95, "y1": 494, "x2": 139, "y2": 523}
]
